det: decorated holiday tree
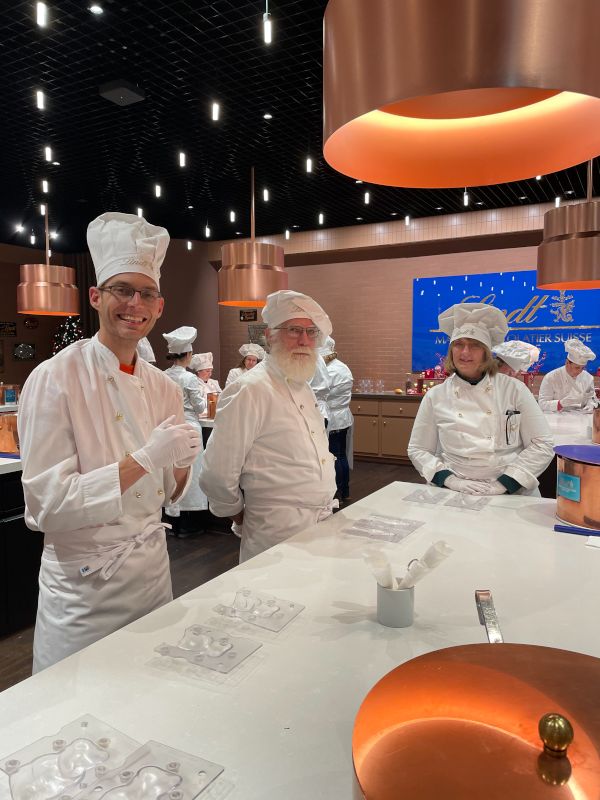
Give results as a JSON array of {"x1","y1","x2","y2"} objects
[{"x1": 52, "y1": 316, "x2": 84, "y2": 356}]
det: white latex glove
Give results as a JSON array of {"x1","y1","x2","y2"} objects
[
  {"x1": 444, "y1": 475, "x2": 490, "y2": 494},
  {"x1": 560, "y1": 392, "x2": 583, "y2": 409},
  {"x1": 469, "y1": 479, "x2": 507, "y2": 496},
  {"x1": 131, "y1": 416, "x2": 201, "y2": 473}
]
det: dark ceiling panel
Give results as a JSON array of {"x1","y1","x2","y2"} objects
[{"x1": 0, "y1": 0, "x2": 596, "y2": 253}]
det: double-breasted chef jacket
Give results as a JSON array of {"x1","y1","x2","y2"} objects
[
  {"x1": 199, "y1": 356, "x2": 337, "y2": 562},
  {"x1": 164, "y1": 365, "x2": 208, "y2": 512},
  {"x1": 538, "y1": 366, "x2": 596, "y2": 414},
  {"x1": 408, "y1": 371, "x2": 554, "y2": 492},
  {"x1": 18, "y1": 335, "x2": 191, "y2": 672}
]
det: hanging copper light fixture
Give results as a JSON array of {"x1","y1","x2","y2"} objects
[
  {"x1": 323, "y1": 0, "x2": 600, "y2": 188},
  {"x1": 17, "y1": 205, "x2": 79, "y2": 316},
  {"x1": 537, "y1": 160, "x2": 600, "y2": 289},
  {"x1": 218, "y1": 167, "x2": 287, "y2": 307}
]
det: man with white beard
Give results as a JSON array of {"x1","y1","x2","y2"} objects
[{"x1": 199, "y1": 290, "x2": 337, "y2": 562}]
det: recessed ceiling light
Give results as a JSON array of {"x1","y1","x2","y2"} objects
[
  {"x1": 52, "y1": 161, "x2": 60, "y2": 166},
  {"x1": 50, "y1": 231, "x2": 58, "y2": 239},
  {"x1": 355, "y1": 180, "x2": 363, "y2": 184},
  {"x1": 187, "y1": 241, "x2": 192, "y2": 250},
  {"x1": 405, "y1": 215, "x2": 410, "y2": 226},
  {"x1": 178, "y1": 151, "x2": 186, "y2": 167},
  {"x1": 390, "y1": 212, "x2": 398, "y2": 216},
  {"x1": 535, "y1": 175, "x2": 542, "y2": 180},
  {"x1": 519, "y1": 195, "x2": 527, "y2": 200},
  {"x1": 42, "y1": 179, "x2": 49, "y2": 193},
  {"x1": 36, "y1": 90, "x2": 45, "y2": 110},
  {"x1": 356, "y1": 216, "x2": 363, "y2": 221},
  {"x1": 154, "y1": 183, "x2": 161, "y2": 198},
  {"x1": 555, "y1": 196, "x2": 561, "y2": 207},
  {"x1": 318, "y1": 212, "x2": 324, "y2": 225},
  {"x1": 229, "y1": 210, "x2": 236, "y2": 222},
  {"x1": 205, "y1": 224, "x2": 211, "y2": 238},
  {"x1": 305, "y1": 157, "x2": 313, "y2": 173},
  {"x1": 235, "y1": 231, "x2": 242, "y2": 235},
  {"x1": 476, "y1": 201, "x2": 484, "y2": 205},
  {"x1": 187, "y1": 204, "x2": 194, "y2": 209},
  {"x1": 364, "y1": 191, "x2": 370, "y2": 204},
  {"x1": 36, "y1": 2, "x2": 47, "y2": 27},
  {"x1": 263, "y1": 112, "x2": 273, "y2": 119},
  {"x1": 40, "y1": 203, "x2": 46, "y2": 215},
  {"x1": 211, "y1": 102, "x2": 220, "y2": 121},
  {"x1": 292, "y1": 225, "x2": 299, "y2": 228},
  {"x1": 435, "y1": 206, "x2": 443, "y2": 211},
  {"x1": 565, "y1": 190, "x2": 575, "y2": 195},
  {"x1": 285, "y1": 229, "x2": 290, "y2": 239},
  {"x1": 15, "y1": 224, "x2": 24, "y2": 233},
  {"x1": 44, "y1": 146, "x2": 52, "y2": 162},
  {"x1": 263, "y1": 188, "x2": 269, "y2": 202},
  {"x1": 89, "y1": 4, "x2": 104, "y2": 14}
]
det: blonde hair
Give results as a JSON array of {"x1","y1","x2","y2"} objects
[{"x1": 444, "y1": 342, "x2": 498, "y2": 377}]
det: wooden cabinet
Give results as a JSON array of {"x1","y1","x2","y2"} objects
[{"x1": 352, "y1": 395, "x2": 421, "y2": 462}]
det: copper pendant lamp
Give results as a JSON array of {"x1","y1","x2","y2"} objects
[
  {"x1": 17, "y1": 205, "x2": 79, "y2": 316},
  {"x1": 323, "y1": 0, "x2": 600, "y2": 188},
  {"x1": 218, "y1": 168, "x2": 287, "y2": 307},
  {"x1": 537, "y1": 161, "x2": 600, "y2": 289}
]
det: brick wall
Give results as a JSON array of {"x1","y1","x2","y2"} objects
[{"x1": 219, "y1": 245, "x2": 538, "y2": 389}]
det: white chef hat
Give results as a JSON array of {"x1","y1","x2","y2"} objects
[
  {"x1": 492, "y1": 341, "x2": 540, "y2": 372},
  {"x1": 439, "y1": 302, "x2": 508, "y2": 350},
  {"x1": 239, "y1": 343, "x2": 266, "y2": 360},
  {"x1": 190, "y1": 352, "x2": 213, "y2": 372},
  {"x1": 136, "y1": 337, "x2": 156, "y2": 363},
  {"x1": 162, "y1": 326, "x2": 197, "y2": 354},
  {"x1": 320, "y1": 336, "x2": 336, "y2": 355},
  {"x1": 261, "y1": 290, "x2": 332, "y2": 339},
  {"x1": 87, "y1": 212, "x2": 169, "y2": 289},
  {"x1": 564, "y1": 338, "x2": 596, "y2": 365}
]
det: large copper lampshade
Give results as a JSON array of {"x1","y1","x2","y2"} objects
[
  {"x1": 537, "y1": 161, "x2": 600, "y2": 289},
  {"x1": 218, "y1": 168, "x2": 287, "y2": 307},
  {"x1": 17, "y1": 206, "x2": 80, "y2": 316},
  {"x1": 323, "y1": 0, "x2": 600, "y2": 188}
]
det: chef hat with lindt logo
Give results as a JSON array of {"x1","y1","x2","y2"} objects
[
  {"x1": 492, "y1": 341, "x2": 540, "y2": 372},
  {"x1": 239, "y1": 343, "x2": 266, "y2": 360},
  {"x1": 87, "y1": 212, "x2": 170, "y2": 289},
  {"x1": 162, "y1": 326, "x2": 197, "y2": 354},
  {"x1": 438, "y1": 302, "x2": 509, "y2": 350},
  {"x1": 564, "y1": 338, "x2": 596, "y2": 366},
  {"x1": 261, "y1": 290, "x2": 332, "y2": 340},
  {"x1": 190, "y1": 352, "x2": 213, "y2": 372}
]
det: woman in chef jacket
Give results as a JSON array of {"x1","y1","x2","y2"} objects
[
  {"x1": 163, "y1": 326, "x2": 209, "y2": 524},
  {"x1": 190, "y1": 352, "x2": 222, "y2": 394},
  {"x1": 225, "y1": 343, "x2": 266, "y2": 387},
  {"x1": 492, "y1": 341, "x2": 540, "y2": 378},
  {"x1": 408, "y1": 303, "x2": 554, "y2": 496}
]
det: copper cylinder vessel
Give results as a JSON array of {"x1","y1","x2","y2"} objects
[
  {"x1": 556, "y1": 452, "x2": 600, "y2": 529},
  {"x1": 206, "y1": 393, "x2": 218, "y2": 419},
  {"x1": 17, "y1": 264, "x2": 80, "y2": 316},
  {"x1": 593, "y1": 407, "x2": 600, "y2": 444},
  {"x1": 218, "y1": 241, "x2": 287, "y2": 308},
  {"x1": 353, "y1": 643, "x2": 600, "y2": 800}
]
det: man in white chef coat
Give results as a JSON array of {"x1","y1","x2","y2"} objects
[
  {"x1": 538, "y1": 339, "x2": 597, "y2": 413},
  {"x1": 199, "y1": 290, "x2": 337, "y2": 562},
  {"x1": 19, "y1": 212, "x2": 200, "y2": 672}
]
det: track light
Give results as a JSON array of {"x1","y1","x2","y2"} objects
[
  {"x1": 178, "y1": 151, "x2": 186, "y2": 167},
  {"x1": 405, "y1": 215, "x2": 410, "y2": 226},
  {"x1": 263, "y1": 188, "x2": 269, "y2": 202},
  {"x1": 40, "y1": 203, "x2": 46, "y2": 215},
  {"x1": 463, "y1": 189, "x2": 469, "y2": 206},
  {"x1": 285, "y1": 229, "x2": 290, "y2": 240},
  {"x1": 211, "y1": 102, "x2": 220, "y2": 121},
  {"x1": 36, "y1": 2, "x2": 47, "y2": 27},
  {"x1": 15, "y1": 224, "x2": 24, "y2": 233},
  {"x1": 318, "y1": 212, "x2": 324, "y2": 225},
  {"x1": 263, "y1": 11, "x2": 272, "y2": 43},
  {"x1": 555, "y1": 196, "x2": 561, "y2": 207},
  {"x1": 187, "y1": 241, "x2": 192, "y2": 250},
  {"x1": 205, "y1": 224, "x2": 211, "y2": 238},
  {"x1": 36, "y1": 90, "x2": 45, "y2": 109},
  {"x1": 364, "y1": 191, "x2": 370, "y2": 204},
  {"x1": 229, "y1": 210, "x2": 236, "y2": 222},
  {"x1": 137, "y1": 207, "x2": 143, "y2": 217},
  {"x1": 42, "y1": 179, "x2": 49, "y2": 193},
  {"x1": 44, "y1": 146, "x2": 52, "y2": 162},
  {"x1": 154, "y1": 184, "x2": 161, "y2": 198},
  {"x1": 306, "y1": 157, "x2": 313, "y2": 173}
]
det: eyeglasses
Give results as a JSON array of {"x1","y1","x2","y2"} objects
[
  {"x1": 275, "y1": 325, "x2": 320, "y2": 340},
  {"x1": 98, "y1": 284, "x2": 162, "y2": 303}
]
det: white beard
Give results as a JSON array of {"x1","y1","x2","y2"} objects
[{"x1": 271, "y1": 341, "x2": 317, "y2": 383}]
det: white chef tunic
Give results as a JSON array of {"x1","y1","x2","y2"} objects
[
  {"x1": 225, "y1": 367, "x2": 246, "y2": 387},
  {"x1": 164, "y1": 365, "x2": 208, "y2": 512},
  {"x1": 408, "y1": 372, "x2": 554, "y2": 492},
  {"x1": 204, "y1": 377, "x2": 222, "y2": 394},
  {"x1": 18, "y1": 335, "x2": 191, "y2": 672},
  {"x1": 199, "y1": 357, "x2": 337, "y2": 562},
  {"x1": 310, "y1": 354, "x2": 331, "y2": 422},
  {"x1": 325, "y1": 356, "x2": 354, "y2": 469},
  {"x1": 538, "y1": 366, "x2": 596, "y2": 414}
]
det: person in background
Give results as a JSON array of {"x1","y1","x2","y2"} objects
[
  {"x1": 408, "y1": 302, "x2": 553, "y2": 496},
  {"x1": 190, "y1": 352, "x2": 222, "y2": 394},
  {"x1": 321, "y1": 336, "x2": 354, "y2": 504},
  {"x1": 163, "y1": 327, "x2": 209, "y2": 532},
  {"x1": 18, "y1": 212, "x2": 199, "y2": 672},
  {"x1": 225, "y1": 343, "x2": 266, "y2": 387},
  {"x1": 136, "y1": 336, "x2": 156, "y2": 364},
  {"x1": 310, "y1": 352, "x2": 332, "y2": 427},
  {"x1": 199, "y1": 290, "x2": 337, "y2": 562},
  {"x1": 538, "y1": 339, "x2": 597, "y2": 413},
  {"x1": 492, "y1": 341, "x2": 540, "y2": 378}
]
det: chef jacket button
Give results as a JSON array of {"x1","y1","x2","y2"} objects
[
  {"x1": 108, "y1": 376, "x2": 115, "y2": 383},
  {"x1": 115, "y1": 412, "x2": 123, "y2": 421},
  {"x1": 157, "y1": 489, "x2": 164, "y2": 496},
  {"x1": 458, "y1": 412, "x2": 463, "y2": 418},
  {"x1": 310, "y1": 430, "x2": 315, "y2": 436},
  {"x1": 135, "y1": 491, "x2": 142, "y2": 498},
  {"x1": 300, "y1": 404, "x2": 304, "y2": 410},
  {"x1": 125, "y1": 451, "x2": 130, "y2": 458},
  {"x1": 140, "y1": 385, "x2": 145, "y2": 390},
  {"x1": 486, "y1": 410, "x2": 492, "y2": 415},
  {"x1": 486, "y1": 435, "x2": 492, "y2": 439},
  {"x1": 321, "y1": 458, "x2": 326, "y2": 464}
]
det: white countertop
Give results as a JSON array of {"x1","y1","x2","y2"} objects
[
  {"x1": 544, "y1": 411, "x2": 594, "y2": 446},
  {"x1": 0, "y1": 455, "x2": 21, "y2": 475},
  {"x1": 0, "y1": 481, "x2": 598, "y2": 799}
]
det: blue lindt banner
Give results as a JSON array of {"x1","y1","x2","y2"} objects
[{"x1": 412, "y1": 270, "x2": 600, "y2": 372}]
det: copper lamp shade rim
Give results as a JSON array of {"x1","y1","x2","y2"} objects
[
  {"x1": 17, "y1": 262, "x2": 80, "y2": 316},
  {"x1": 324, "y1": 0, "x2": 600, "y2": 187},
  {"x1": 218, "y1": 240, "x2": 288, "y2": 307},
  {"x1": 537, "y1": 200, "x2": 600, "y2": 289}
]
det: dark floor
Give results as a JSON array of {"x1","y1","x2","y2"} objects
[{"x1": 0, "y1": 460, "x2": 421, "y2": 693}]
